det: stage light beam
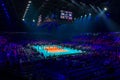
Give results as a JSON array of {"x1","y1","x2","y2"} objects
[{"x1": 22, "y1": 1, "x2": 32, "y2": 20}]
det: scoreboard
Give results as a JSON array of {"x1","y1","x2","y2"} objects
[{"x1": 60, "y1": 10, "x2": 73, "y2": 20}]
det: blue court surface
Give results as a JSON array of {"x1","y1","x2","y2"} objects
[{"x1": 32, "y1": 45, "x2": 82, "y2": 57}]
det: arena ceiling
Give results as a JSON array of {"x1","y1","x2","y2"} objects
[
  {"x1": 1, "y1": 0, "x2": 120, "y2": 32},
  {"x1": 11, "y1": 0, "x2": 110, "y2": 18},
  {"x1": 1, "y1": 0, "x2": 120, "y2": 25}
]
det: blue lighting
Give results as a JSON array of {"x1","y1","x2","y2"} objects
[
  {"x1": 1, "y1": 0, "x2": 10, "y2": 20},
  {"x1": 3, "y1": 8, "x2": 7, "y2": 11},
  {"x1": 2, "y1": 3, "x2": 4, "y2": 6},
  {"x1": 89, "y1": 13, "x2": 92, "y2": 16},
  {"x1": 32, "y1": 45, "x2": 82, "y2": 57}
]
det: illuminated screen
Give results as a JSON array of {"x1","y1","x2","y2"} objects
[{"x1": 60, "y1": 10, "x2": 73, "y2": 20}]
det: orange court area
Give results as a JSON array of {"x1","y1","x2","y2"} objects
[{"x1": 45, "y1": 46, "x2": 67, "y2": 53}]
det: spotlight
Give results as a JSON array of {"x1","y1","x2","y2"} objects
[
  {"x1": 104, "y1": 7, "x2": 108, "y2": 11},
  {"x1": 107, "y1": 13, "x2": 110, "y2": 16},
  {"x1": 28, "y1": 4, "x2": 30, "y2": 7},
  {"x1": 89, "y1": 13, "x2": 91, "y2": 15},
  {"x1": 33, "y1": 19, "x2": 35, "y2": 22},
  {"x1": 81, "y1": 16, "x2": 83, "y2": 18},
  {"x1": 22, "y1": 19, "x2": 25, "y2": 21},
  {"x1": 85, "y1": 14, "x2": 87, "y2": 17},
  {"x1": 28, "y1": 1, "x2": 32, "y2": 3}
]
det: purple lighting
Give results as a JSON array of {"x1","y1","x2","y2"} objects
[
  {"x1": 106, "y1": 13, "x2": 110, "y2": 16},
  {"x1": 2, "y1": 3, "x2": 4, "y2": 6}
]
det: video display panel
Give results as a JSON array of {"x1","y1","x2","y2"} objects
[{"x1": 60, "y1": 10, "x2": 73, "y2": 20}]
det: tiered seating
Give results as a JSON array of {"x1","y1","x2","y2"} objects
[{"x1": 1, "y1": 32, "x2": 120, "y2": 80}]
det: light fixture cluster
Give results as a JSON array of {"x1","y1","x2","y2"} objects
[
  {"x1": 80, "y1": 13, "x2": 92, "y2": 18},
  {"x1": 22, "y1": 1, "x2": 32, "y2": 21},
  {"x1": 1, "y1": 2, "x2": 10, "y2": 19}
]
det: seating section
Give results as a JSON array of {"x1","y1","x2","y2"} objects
[{"x1": 0, "y1": 32, "x2": 120, "y2": 80}]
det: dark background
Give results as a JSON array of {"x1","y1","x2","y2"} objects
[{"x1": 0, "y1": 0, "x2": 120, "y2": 32}]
